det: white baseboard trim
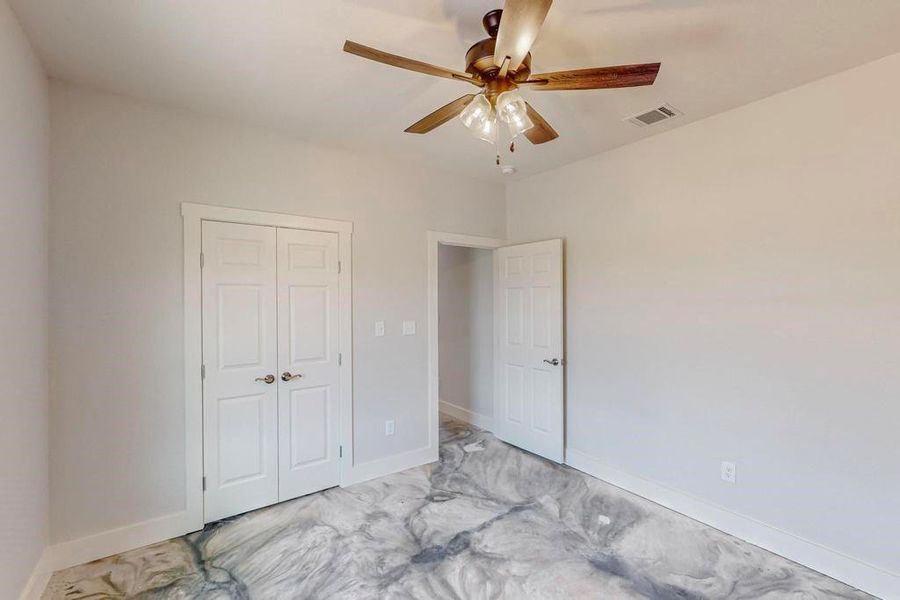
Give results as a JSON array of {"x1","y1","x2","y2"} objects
[
  {"x1": 342, "y1": 444, "x2": 437, "y2": 487},
  {"x1": 42, "y1": 443, "x2": 439, "y2": 576},
  {"x1": 565, "y1": 447, "x2": 899, "y2": 599},
  {"x1": 440, "y1": 400, "x2": 494, "y2": 432},
  {"x1": 19, "y1": 548, "x2": 52, "y2": 600},
  {"x1": 47, "y1": 511, "x2": 196, "y2": 573}
]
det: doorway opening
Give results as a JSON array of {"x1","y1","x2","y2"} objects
[
  {"x1": 427, "y1": 231, "x2": 566, "y2": 465},
  {"x1": 438, "y1": 244, "x2": 496, "y2": 431},
  {"x1": 426, "y1": 232, "x2": 505, "y2": 455}
]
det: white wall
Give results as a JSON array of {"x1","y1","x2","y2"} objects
[
  {"x1": 507, "y1": 52, "x2": 900, "y2": 587},
  {"x1": 438, "y1": 245, "x2": 494, "y2": 423},
  {"x1": 0, "y1": 1, "x2": 49, "y2": 597},
  {"x1": 48, "y1": 81, "x2": 506, "y2": 544}
]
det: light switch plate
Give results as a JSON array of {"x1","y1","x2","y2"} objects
[
  {"x1": 402, "y1": 320, "x2": 416, "y2": 336},
  {"x1": 375, "y1": 321, "x2": 385, "y2": 337}
]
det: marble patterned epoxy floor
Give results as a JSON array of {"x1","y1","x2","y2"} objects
[{"x1": 44, "y1": 417, "x2": 876, "y2": 599}]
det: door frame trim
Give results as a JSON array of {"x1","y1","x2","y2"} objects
[
  {"x1": 426, "y1": 231, "x2": 506, "y2": 453},
  {"x1": 182, "y1": 202, "x2": 353, "y2": 529}
]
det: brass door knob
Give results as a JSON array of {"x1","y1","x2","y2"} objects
[
  {"x1": 281, "y1": 372, "x2": 303, "y2": 382},
  {"x1": 255, "y1": 374, "x2": 276, "y2": 384}
]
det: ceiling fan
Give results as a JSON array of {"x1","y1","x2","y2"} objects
[{"x1": 343, "y1": 0, "x2": 661, "y2": 150}]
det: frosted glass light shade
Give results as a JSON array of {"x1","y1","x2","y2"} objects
[
  {"x1": 474, "y1": 115, "x2": 498, "y2": 144},
  {"x1": 460, "y1": 94, "x2": 498, "y2": 144},
  {"x1": 496, "y1": 91, "x2": 534, "y2": 138}
]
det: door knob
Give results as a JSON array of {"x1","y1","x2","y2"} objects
[
  {"x1": 281, "y1": 372, "x2": 303, "y2": 382},
  {"x1": 255, "y1": 374, "x2": 276, "y2": 384},
  {"x1": 543, "y1": 358, "x2": 561, "y2": 366}
]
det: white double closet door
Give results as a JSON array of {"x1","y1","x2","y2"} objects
[{"x1": 201, "y1": 221, "x2": 341, "y2": 523}]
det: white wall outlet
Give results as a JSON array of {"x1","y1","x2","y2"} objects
[
  {"x1": 721, "y1": 461, "x2": 736, "y2": 484},
  {"x1": 375, "y1": 321, "x2": 385, "y2": 337},
  {"x1": 402, "y1": 320, "x2": 416, "y2": 336},
  {"x1": 385, "y1": 420, "x2": 395, "y2": 436}
]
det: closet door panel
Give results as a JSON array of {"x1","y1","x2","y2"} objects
[
  {"x1": 202, "y1": 221, "x2": 278, "y2": 523},
  {"x1": 277, "y1": 228, "x2": 342, "y2": 501}
]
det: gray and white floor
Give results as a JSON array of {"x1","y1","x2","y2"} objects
[{"x1": 44, "y1": 417, "x2": 874, "y2": 599}]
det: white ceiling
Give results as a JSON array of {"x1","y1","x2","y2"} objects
[{"x1": 12, "y1": 0, "x2": 900, "y2": 181}]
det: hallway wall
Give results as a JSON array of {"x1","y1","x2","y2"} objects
[{"x1": 438, "y1": 245, "x2": 494, "y2": 425}]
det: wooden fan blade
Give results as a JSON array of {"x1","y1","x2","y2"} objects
[
  {"x1": 494, "y1": 0, "x2": 553, "y2": 71},
  {"x1": 344, "y1": 41, "x2": 481, "y2": 86},
  {"x1": 405, "y1": 95, "x2": 477, "y2": 134},
  {"x1": 523, "y1": 63, "x2": 661, "y2": 91},
  {"x1": 523, "y1": 103, "x2": 558, "y2": 144}
]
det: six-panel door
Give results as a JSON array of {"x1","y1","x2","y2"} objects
[
  {"x1": 494, "y1": 239, "x2": 564, "y2": 463},
  {"x1": 202, "y1": 221, "x2": 279, "y2": 523},
  {"x1": 276, "y1": 228, "x2": 341, "y2": 501},
  {"x1": 201, "y1": 222, "x2": 342, "y2": 523}
]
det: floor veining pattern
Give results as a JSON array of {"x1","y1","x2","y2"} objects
[{"x1": 44, "y1": 417, "x2": 875, "y2": 599}]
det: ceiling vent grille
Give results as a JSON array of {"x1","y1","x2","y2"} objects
[{"x1": 626, "y1": 104, "x2": 682, "y2": 127}]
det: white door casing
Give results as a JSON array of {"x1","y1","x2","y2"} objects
[
  {"x1": 494, "y1": 239, "x2": 564, "y2": 462},
  {"x1": 277, "y1": 228, "x2": 342, "y2": 501},
  {"x1": 202, "y1": 221, "x2": 279, "y2": 523}
]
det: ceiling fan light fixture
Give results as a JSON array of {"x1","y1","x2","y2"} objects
[
  {"x1": 344, "y1": 3, "x2": 661, "y2": 149},
  {"x1": 496, "y1": 90, "x2": 534, "y2": 137},
  {"x1": 459, "y1": 93, "x2": 498, "y2": 144}
]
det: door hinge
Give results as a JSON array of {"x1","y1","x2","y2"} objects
[
  {"x1": 200, "y1": 252, "x2": 205, "y2": 269},
  {"x1": 339, "y1": 445, "x2": 343, "y2": 458},
  {"x1": 338, "y1": 261, "x2": 342, "y2": 274},
  {"x1": 338, "y1": 353, "x2": 342, "y2": 366},
  {"x1": 202, "y1": 476, "x2": 207, "y2": 491},
  {"x1": 201, "y1": 364, "x2": 206, "y2": 380}
]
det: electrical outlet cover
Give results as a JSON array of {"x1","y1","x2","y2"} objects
[{"x1": 721, "y1": 461, "x2": 736, "y2": 484}]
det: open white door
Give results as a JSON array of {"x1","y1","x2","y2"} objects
[{"x1": 494, "y1": 239, "x2": 564, "y2": 462}]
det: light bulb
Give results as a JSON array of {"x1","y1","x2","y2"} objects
[
  {"x1": 496, "y1": 90, "x2": 534, "y2": 138},
  {"x1": 459, "y1": 93, "x2": 498, "y2": 144}
]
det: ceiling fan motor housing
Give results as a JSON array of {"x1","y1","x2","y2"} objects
[{"x1": 466, "y1": 10, "x2": 532, "y2": 86}]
